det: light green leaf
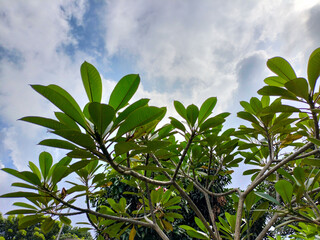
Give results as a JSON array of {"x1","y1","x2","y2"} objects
[
  {"x1": 114, "y1": 142, "x2": 141, "y2": 156},
  {"x1": 307, "y1": 47, "x2": 320, "y2": 93},
  {"x1": 41, "y1": 217, "x2": 55, "y2": 234},
  {"x1": 274, "y1": 180, "x2": 293, "y2": 204},
  {"x1": 109, "y1": 74, "x2": 140, "y2": 112},
  {"x1": 39, "y1": 152, "x2": 52, "y2": 181},
  {"x1": 237, "y1": 112, "x2": 260, "y2": 125},
  {"x1": 264, "y1": 76, "x2": 287, "y2": 87},
  {"x1": 88, "y1": 102, "x2": 115, "y2": 136},
  {"x1": 293, "y1": 167, "x2": 305, "y2": 186},
  {"x1": 19, "y1": 215, "x2": 43, "y2": 229},
  {"x1": 31, "y1": 85, "x2": 86, "y2": 128},
  {"x1": 186, "y1": 104, "x2": 199, "y2": 127},
  {"x1": 28, "y1": 162, "x2": 41, "y2": 181},
  {"x1": 267, "y1": 57, "x2": 296, "y2": 81},
  {"x1": 59, "y1": 215, "x2": 71, "y2": 225},
  {"x1": 195, "y1": 217, "x2": 207, "y2": 233},
  {"x1": 117, "y1": 106, "x2": 165, "y2": 137},
  {"x1": 81, "y1": 61, "x2": 102, "y2": 102},
  {"x1": 13, "y1": 202, "x2": 37, "y2": 210},
  {"x1": 198, "y1": 97, "x2": 217, "y2": 124},
  {"x1": 250, "y1": 97, "x2": 262, "y2": 114},
  {"x1": 55, "y1": 112, "x2": 80, "y2": 131}
]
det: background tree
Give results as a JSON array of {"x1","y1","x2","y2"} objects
[{"x1": 0, "y1": 48, "x2": 320, "y2": 240}]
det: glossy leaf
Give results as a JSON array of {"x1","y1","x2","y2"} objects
[
  {"x1": 264, "y1": 76, "x2": 287, "y2": 87},
  {"x1": 31, "y1": 85, "x2": 86, "y2": 128},
  {"x1": 267, "y1": 57, "x2": 296, "y2": 81},
  {"x1": 274, "y1": 180, "x2": 293, "y2": 204},
  {"x1": 307, "y1": 47, "x2": 320, "y2": 93},
  {"x1": 81, "y1": 61, "x2": 102, "y2": 102},
  {"x1": 88, "y1": 102, "x2": 115, "y2": 136},
  {"x1": 39, "y1": 151, "x2": 52, "y2": 181},
  {"x1": 199, "y1": 116, "x2": 225, "y2": 132},
  {"x1": 117, "y1": 106, "x2": 165, "y2": 137},
  {"x1": 186, "y1": 104, "x2": 199, "y2": 127},
  {"x1": 55, "y1": 112, "x2": 80, "y2": 131},
  {"x1": 198, "y1": 97, "x2": 217, "y2": 124},
  {"x1": 109, "y1": 74, "x2": 140, "y2": 112},
  {"x1": 28, "y1": 162, "x2": 41, "y2": 181}
]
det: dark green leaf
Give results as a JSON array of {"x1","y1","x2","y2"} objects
[
  {"x1": 31, "y1": 85, "x2": 86, "y2": 128},
  {"x1": 186, "y1": 104, "x2": 199, "y2": 127},
  {"x1": 41, "y1": 217, "x2": 55, "y2": 234},
  {"x1": 200, "y1": 116, "x2": 225, "y2": 132},
  {"x1": 55, "y1": 112, "x2": 80, "y2": 131},
  {"x1": 88, "y1": 102, "x2": 115, "y2": 136},
  {"x1": 6, "y1": 209, "x2": 37, "y2": 215},
  {"x1": 109, "y1": 74, "x2": 140, "y2": 112},
  {"x1": 267, "y1": 57, "x2": 296, "y2": 81},
  {"x1": 258, "y1": 86, "x2": 298, "y2": 101},
  {"x1": 39, "y1": 139, "x2": 77, "y2": 150},
  {"x1": 70, "y1": 160, "x2": 92, "y2": 172},
  {"x1": 20, "y1": 171, "x2": 41, "y2": 186},
  {"x1": 13, "y1": 202, "x2": 37, "y2": 210},
  {"x1": 81, "y1": 61, "x2": 102, "y2": 102},
  {"x1": 169, "y1": 117, "x2": 186, "y2": 132},
  {"x1": 243, "y1": 169, "x2": 260, "y2": 175},
  {"x1": 174, "y1": 100, "x2": 187, "y2": 120},
  {"x1": 117, "y1": 106, "x2": 165, "y2": 137},
  {"x1": 284, "y1": 78, "x2": 309, "y2": 100},
  {"x1": 53, "y1": 130, "x2": 96, "y2": 150},
  {"x1": 59, "y1": 215, "x2": 72, "y2": 225},
  {"x1": 19, "y1": 215, "x2": 43, "y2": 229},
  {"x1": 114, "y1": 98, "x2": 149, "y2": 126},
  {"x1": 39, "y1": 151, "x2": 52, "y2": 181},
  {"x1": 0, "y1": 192, "x2": 42, "y2": 198},
  {"x1": 19, "y1": 116, "x2": 67, "y2": 130},
  {"x1": 274, "y1": 180, "x2": 293, "y2": 204},
  {"x1": 67, "y1": 149, "x2": 95, "y2": 159},
  {"x1": 307, "y1": 47, "x2": 320, "y2": 93},
  {"x1": 237, "y1": 112, "x2": 260, "y2": 125},
  {"x1": 250, "y1": 97, "x2": 262, "y2": 114},
  {"x1": 198, "y1": 97, "x2": 217, "y2": 124},
  {"x1": 114, "y1": 142, "x2": 141, "y2": 156},
  {"x1": 255, "y1": 192, "x2": 280, "y2": 205}
]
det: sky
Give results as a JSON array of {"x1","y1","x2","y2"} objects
[{"x1": 0, "y1": 0, "x2": 319, "y2": 226}]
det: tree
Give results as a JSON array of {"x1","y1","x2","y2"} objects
[
  {"x1": 1, "y1": 48, "x2": 320, "y2": 239},
  {"x1": 0, "y1": 212, "x2": 92, "y2": 239}
]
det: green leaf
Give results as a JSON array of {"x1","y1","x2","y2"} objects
[
  {"x1": 293, "y1": 167, "x2": 305, "y2": 186},
  {"x1": 19, "y1": 215, "x2": 43, "y2": 229},
  {"x1": 67, "y1": 149, "x2": 95, "y2": 159},
  {"x1": 70, "y1": 160, "x2": 92, "y2": 172},
  {"x1": 114, "y1": 142, "x2": 141, "y2": 156},
  {"x1": 114, "y1": 98, "x2": 149, "y2": 126},
  {"x1": 13, "y1": 202, "x2": 37, "y2": 210},
  {"x1": 174, "y1": 101, "x2": 187, "y2": 120},
  {"x1": 243, "y1": 169, "x2": 260, "y2": 176},
  {"x1": 240, "y1": 101, "x2": 254, "y2": 114},
  {"x1": 284, "y1": 78, "x2": 309, "y2": 100},
  {"x1": 53, "y1": 130, "x2": 96, "y2": 150},
  {"x1": 237, "y1": 112, "x2": 260, "y2": 125},
  {"x1": 51, "y1": 166, "x2": 69, "y2": 186},
  {"x1": 267, "y1": 57, "x2": 296, "y2": 81},
  {"x1": 19, "y1": 116, "x2": 67, "y2": 130},
  {"x1": 20, "y1": 171, "x2": 41, "y2": 186},
  {"x1": 28, "y1": 162, "x2": 41, "y2": 181},
  {"x1": 129, "y1": 226, "x2": 136, "y2": 240},
  {"x1": 261, "y1": 100, "x2": 300, "y2": 114},
  {"x1": 117, "y1": 106, "x2": 165, "y2": 137},
  {"x1": 0, "y1": 192, "x2": 42, "y2": 198},
  {"x1": 198, "y1": 97, "x2": 217, "y2": 124},
  {"x1": 6, "y1": 209, "x2": 37, "y2": 215},
  {"x1": 274, "y1": 180, "x2": 293, "y2": 204},
  {"x1": 186, "y1": 104, "x2": 199, "y2": 127},
  {"x1": 59, "y1": 215, "x2": 72, "y2": 225},
  {"x1": 81, "y1": 61, "x2": 102, "y2": 102},
  {"x1": 255, "y1": 192, "x2": 280, "y2": 206},
  {"x1": 55, "y1": 112, "x2": 80, "y2": 131},
  {"x1": 31, "y1": 85, "x2": 86, "y2": 128},
  {"x1": 252, "y1": 201, "x2": 269, "y2": 223},
  {"x1": 11, "y1": 182, "x2": 38, "y2": 190},
  {"x1": 132, "y1": 165, "x2": 171, "y2": 173},
  {"x1": 41, "y1": 217, "x2": 55, "y2": 234},
  {"x1": 250, "y1": 97, "x2": 262, "y2": 114},
  {"x1": 307, "y1": 47, "x2": 320, "y2": 93},
  {"x1": 39, "y1": 152, "x2": 52, "y2": 181},
  {"x1": 195, "y1": 217, "x2": 207, "y2": 233},
  {"x1": 257, "y1": 86, "x2": 298, "y2": 101},
  {"x1": 169, "y1": 117, "x2": 186, "y2": 132},
  {"x1": 109, "y1": 74, "x2": 140, "y2": 112},
  {"x1": 39, "y1": 139, "x2": 77, "y2": 150},
  {"x1": 264, "y1": 76, "x2": 287, "y2": 87},
  {"x1": 88, "y1": 102, "x2": 115, "y2": 136},
  {"x1": 199, "y1": 116, "x2": 225, "y2": 132}
]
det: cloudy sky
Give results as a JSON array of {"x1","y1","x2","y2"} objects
[{"x1": 0, "y1": 0, "x2": 319, "y2": 223}]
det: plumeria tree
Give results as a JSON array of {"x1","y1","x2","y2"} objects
[{"x1": 1, "y1": 48, "x2": 320, "y2": 240}]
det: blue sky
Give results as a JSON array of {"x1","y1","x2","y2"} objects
[{"x1": 0, "y1": 0, "x2": 319, "y2": 223}]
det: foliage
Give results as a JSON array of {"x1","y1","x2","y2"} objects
[
  {"x1": 1, "y1": 48, "x2": 320, "y2": 240},
  {"x1": 0, "y1": 212, "x2": 92, "y2": 240}
]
